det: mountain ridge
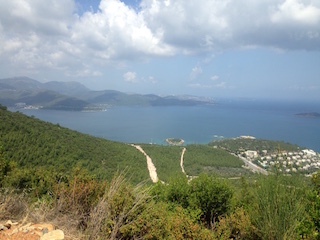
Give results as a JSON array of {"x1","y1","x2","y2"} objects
[{"x1": 0, "y1": 77, "x2": 214, "y2": 110}]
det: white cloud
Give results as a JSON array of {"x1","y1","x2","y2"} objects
[
  {"x1": 190, "y1": 66, "x2": 202, "y2": 80},
  {"x1": 123, "y1": 71, "x2": 137, "y2": 83},
  {"x1": 71, "y1": 0, "x2": 174, "y2": 60},
  {"x1": 141, "y1": 0, "x2": 320, "y2": 51},
  {"x1": 0, "y1": 0, "x2": 74, "y2": 36},
  {"x1": 271, "y1": 0, "x2": 320, "y2": 25},
  {"x1": 0, "y1": 0, "x2": 319, "y2": 81},
  {"x1": 210, "y1": 75, "x2": 219, "y2": 81}
]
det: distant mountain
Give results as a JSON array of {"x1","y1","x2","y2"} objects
[
  {"x1": 0, "y1": 76, "x2": 43, "y2": 90},
  {"x1": 0, "y1": 77, "x2": 214, "y2": 110},
  {"x1": 43, "y1": 81, "x2": 90, "y2": 96}
]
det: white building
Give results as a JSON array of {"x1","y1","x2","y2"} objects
[
  {"x1": 302, "y1": 149, "x2": 317, "y2": 157},
  {"x1": 245, "y1": 150, "x2": 258, "y2": 159}
]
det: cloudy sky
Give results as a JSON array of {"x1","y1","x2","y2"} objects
[{"x1": 0, "y1": 0, "x2": 319, "y2": 101}]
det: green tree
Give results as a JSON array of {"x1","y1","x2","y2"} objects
[
  {"x1": 166, "y1": 175, "x2": 190, "y2": 208},
  {"x1": 0, "y1": 149, "x2": 15, "y2": 187},
  {"x1": 189, "y1": 173, "x2": 233, "y2": 228}
]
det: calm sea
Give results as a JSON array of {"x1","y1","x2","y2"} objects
[{"x1": 17, "y1": 99, "x2": 320, "y2": 152}]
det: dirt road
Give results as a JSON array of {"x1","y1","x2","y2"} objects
[{"x1": 131, "y1": 144, "x2": 159, "y2": 183}]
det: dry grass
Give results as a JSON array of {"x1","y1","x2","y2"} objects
[
  {"x1": 0, "y1": 173, "x2": 151, "y2": 240},
  {"x1": 86, "y1": 175, "x2": 151, "y2": 240},
  {"x1": 0, "y1": 189, "x2": 83, "y2": 239},
  {"x1": 29, "y1": 199, "x2": 84, "y2": 240},
  {"x1": 0, "y1": 189, "x2": 28, "y2": 221}
]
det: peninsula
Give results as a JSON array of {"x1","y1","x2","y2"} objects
[
  {"x1": 296, "y1": 112, "x2": 320, "y2": 118},
  {"x1": 166, "y1": 138, "x2": 185, "y2": 146}
]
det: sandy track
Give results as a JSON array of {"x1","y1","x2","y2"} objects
[
  {"x1": 180, "y1": 148, "x2": 186, "y2": 175},
  {"x1": 131, "y1": 144, "x2": 159, "y2": 183}
]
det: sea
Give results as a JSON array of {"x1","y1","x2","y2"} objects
[{"x1": 16, "y1": 99, "x2": 320, "y2": 152}]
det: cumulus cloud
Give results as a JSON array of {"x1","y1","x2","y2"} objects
[
  {"x1": 271, "y1": 0, "x2": 320, "y2": 25},
  {"x1": 0, "y1": 0, "x2": 319, "y2": 78},
  {"x1": 71, "y1": 0, "x2": 174, "y2": 60},
  {"x1": 140, "y1": 0, "x2": 320, "y2": 51},
  {"x1": 123, "y1": 71, "x2": 137, "y2": 82},
  {"x1": 0, "y1": 0, "x2": 75, "y2": 37}
]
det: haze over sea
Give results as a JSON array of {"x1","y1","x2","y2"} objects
[{"x1": 18, "y1": 99, "x2": 320, "y2": 152}]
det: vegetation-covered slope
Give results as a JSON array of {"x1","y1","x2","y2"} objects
[
  {"x1": 183, "y1": 144, "x2": 246, "y2": 176},
  {"x1": 140, "y1": 144, "x2": 184, "y2": 182},
  {"x1": 0, "y1": 105, "x2": 149, "y2": 183}
]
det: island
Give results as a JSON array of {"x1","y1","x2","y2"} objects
[
  {"x1": 166, "y1": 138, "x2": 185, "y2": 146},
  {"x1": 296, "y1": 112, "x2": 320, "y2": 118}
]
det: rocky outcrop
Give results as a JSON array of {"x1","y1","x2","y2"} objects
[{"x1": 0, "y1": 220, "x2": 64, "y2": 240}]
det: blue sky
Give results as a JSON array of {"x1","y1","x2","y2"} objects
[{"x1": 0, "y1": 0, "x2": 319, "y2": 101}]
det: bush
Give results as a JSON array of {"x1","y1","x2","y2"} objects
[
  {"x1": 189, "y1": 173, "x2": 233, "y2": 228},
  {"x1": 215, "y1": 207, "x2": 256, "y2": 239},
  {"x1": 153, "y1": 173, "x2": 233, "y2": 229},
  {"x1": 166, "y1": 175, "x2": 190, "y2": 208},
  {"x1": 52, "y1": 167, "x2": 107, "y2": 230}
]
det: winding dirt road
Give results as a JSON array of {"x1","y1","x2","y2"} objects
[{"x1": 131, "y1": 144, "x2": 159, "y2": 183}]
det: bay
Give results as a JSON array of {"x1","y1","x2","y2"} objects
[{"x1": 17, "y1": 100, "x2": 320, "y2": 152}]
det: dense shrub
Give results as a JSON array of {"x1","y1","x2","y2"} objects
[{"x1": 152, "y1": 173, "x2": 233, "y2": 229}]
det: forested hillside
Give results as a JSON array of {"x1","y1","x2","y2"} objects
[{"x1": 0, "y1": 104, "x2": 150, "y2": 184}]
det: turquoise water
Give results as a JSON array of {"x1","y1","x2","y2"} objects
[{"x1": 18, "y1": 100, "x2": 320, "y2": 152}]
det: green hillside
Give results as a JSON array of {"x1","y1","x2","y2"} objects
[
  {"x1": 0, "y1": 105, "x2": 149, "y2": 184},
  {"x1": 183, "y1": 144, "x2": 246, "y2": 176},
  {"x1": 140, "y1": 144, "x2": 185, "y2": 182},
  {"x1": 0, "y1": 104, "x2": 253, "y2": 185}
]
